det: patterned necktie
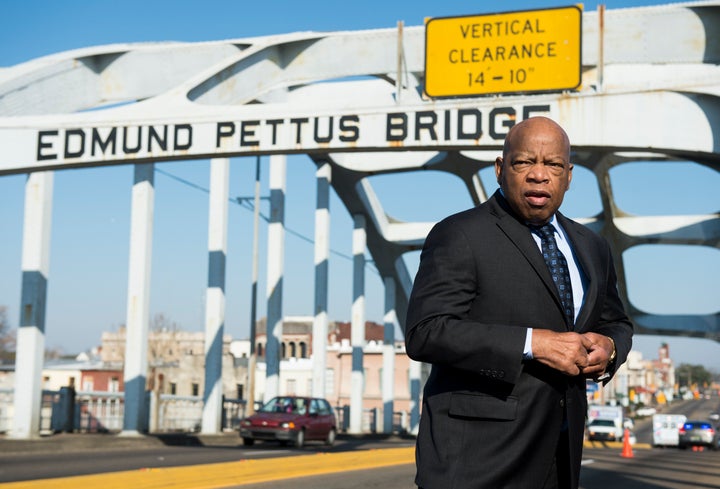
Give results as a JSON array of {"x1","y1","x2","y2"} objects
[{"x1": 533, "y1": 223, "x2": 574, "y2": 325}]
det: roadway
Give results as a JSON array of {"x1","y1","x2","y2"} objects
[{"x1": 0, "y1": 398, "x2": 717, "y2": 488}]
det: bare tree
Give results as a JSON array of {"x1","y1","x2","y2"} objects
[
  {"x1": 0, "y1": 306, "x2": 16, "y2": 363},
  {"x1": 148, "y1": 313, "x2": 182, "y2": 366},
  {"x1": 146, "y1": 314, "x2": 185, "y2": 392}
]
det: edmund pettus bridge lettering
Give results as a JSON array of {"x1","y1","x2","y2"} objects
[{"x1": 33, "y1": 104, "x2": 551, "y2": 165}]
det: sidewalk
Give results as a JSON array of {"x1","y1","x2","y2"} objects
[
  {"x1": 0, "y1": 432, "x2": 417, "y2": 489},
  {"x1": 0, "y1": 431, "x2": 245, "y2": 455},
  {"x1": 0, "y1": 431, "x2": 415, "y2": 455},
  {"x1": 0, "y1": 444, "x2": 416, "y2": 489}
]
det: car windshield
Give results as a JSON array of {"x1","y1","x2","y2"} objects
[
  {"x1": 259, "y1": 397, "x2": 307, "y2": 414},
  {"x1": 590, "y1": 419, "x2": 615, "y2": 427}
]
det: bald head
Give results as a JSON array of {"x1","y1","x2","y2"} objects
[
  {"x1": 503, "y1": 117, "x2": 570, "y2": 162},
  {"x1": 495, "y1": 117, "x2": 573, "y2": 225}
]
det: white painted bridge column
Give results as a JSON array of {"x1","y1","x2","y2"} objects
[
  {"x1": 409, "y1": 359, "x2": 422, "y2": 436},
  {"x1": 312, "y1": 162, "x2": 331, "y2": 398},
  {"x1": 265, "y1": 154, "x2": 286, "y2": 402},
  {"x1": 11, "y1": 171, "x2": 53, "y2": 439},
  {"x1": 382, "y1": 276, "x2": 396, "y2": 434},
  {"x1": 201, "y1": 158, "x2": 229, "y2": 434},
  {"x1": 350, "y1": 214, "x2": 366, "y2": 434},
  {"x1": 121, "y1": 163, "x2": 154, "y2": 435}
]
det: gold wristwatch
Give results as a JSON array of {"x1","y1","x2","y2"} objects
[{"x1": 607, "y1": 336, "x2": 617, "y2": 363}]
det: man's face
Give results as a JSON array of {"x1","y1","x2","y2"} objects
[{"x1": 494, "y1": 118, "x2": 573, "y2": 226}]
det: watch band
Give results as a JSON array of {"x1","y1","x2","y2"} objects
[{"x1": 607, "y1": 336, "x2": 617, "y2": 363}]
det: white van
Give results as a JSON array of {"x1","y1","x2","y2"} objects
[{"x1": 652, "y1": 414, "x2": 687, "y2": 447}]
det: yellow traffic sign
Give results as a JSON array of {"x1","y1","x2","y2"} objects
[{"x1": 425, "y1": 6, "x2": 582, "y2": 97}]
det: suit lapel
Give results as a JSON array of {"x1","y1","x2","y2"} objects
[
  {"x1": 489, "y1": 194, "x2": 567, "y2": 323},
  {"x1": 557, "y1": 213, "x2": 597, "y2": 332}
]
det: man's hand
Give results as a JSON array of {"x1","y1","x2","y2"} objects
[
  {"x1": 531, "y1": 330, "x2": 592, "y2": 376},
  {"x1": 579, "y1": 332, "x2": 615, "y2": 379}
]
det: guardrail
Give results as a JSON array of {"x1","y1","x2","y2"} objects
[
  {"x1": 0, "y1": 388, "x2": 246, "y2": 434},
  {"x1": 334, "y1": 405, "x2": 410, "y2": 434},
  {"x1": 0, "y1": 388, "x2": 409, "y2": 435}
]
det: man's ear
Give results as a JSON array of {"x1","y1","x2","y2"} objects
[
  {"x1": 495, "y1": 156, "x2": 504, "y2": 185},
  {"x1": 566, "y1": 163, "x2": 574, "y2": 190}
]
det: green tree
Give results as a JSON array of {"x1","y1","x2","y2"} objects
[{"x1": 676, "y1": 363, "x2": 713, "y2": 388}]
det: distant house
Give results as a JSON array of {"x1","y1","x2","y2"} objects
[{"x1": 41, "y1": 359, "x2": 123, "y2": 392}]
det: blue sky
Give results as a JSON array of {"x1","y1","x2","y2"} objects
[{"x1": 1, "y1": 0, "x2": 719, "y2": 371}]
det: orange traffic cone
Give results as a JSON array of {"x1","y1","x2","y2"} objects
[{"x1": 620, "y1": 428, "x2": 634, "y2": 458}]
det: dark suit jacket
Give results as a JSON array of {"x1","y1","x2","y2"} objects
[{"x1": 405, "y1": 191, "x2": 633, "y2": 489}]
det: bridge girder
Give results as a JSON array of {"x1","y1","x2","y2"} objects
[{"x1": 0, "y1": 1, "x2": 718, "y2": 340}]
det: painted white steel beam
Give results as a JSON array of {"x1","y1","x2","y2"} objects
[
  {"x1": 382, "y1": 276, "x2": 397, "y2": 434},
  {"x1": 121, "y1": 164, "x2": 154, "y2": 435},
  {"x1": 312, "y1": 162, "x2": 331, "y2": 399},
  {"x1": 264, "y1": 155, "x2": 286, "y2": 402},
  {"x1": 350, "y1": 214, "x2": 366, "y2": 434},
  {"x1": 201, "y1": 158, "x2": 229, "y2": 434},
  {"x1": 1, "y1": 2, "x2": 719, "y2": 439},
  {"x1": 11, "y1": 171, "x2": 53, "y2": 439}
]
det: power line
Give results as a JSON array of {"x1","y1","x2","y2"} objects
[{"x1": 155, "y1": 166, "x2": 377, "y2": 273}]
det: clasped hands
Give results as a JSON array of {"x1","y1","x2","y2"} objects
[{"x1": 531, "y1": 330, "x2": 615, "y2": 379}]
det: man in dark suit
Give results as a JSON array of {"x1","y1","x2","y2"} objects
[{"x1": 405, "y1": 117, "x2": 633, "y2": 489}]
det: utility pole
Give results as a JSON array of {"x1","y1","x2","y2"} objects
[{"x1": 239, "y1": 156, "x2": 265, "y2": 415}]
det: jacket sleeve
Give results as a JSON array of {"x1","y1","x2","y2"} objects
[
  {"x1": 404, "y1": 217, "x2": 526, "y2": 385},
  {"x1": 590, "y1": 236, "x2": 634, "y2": 381}
]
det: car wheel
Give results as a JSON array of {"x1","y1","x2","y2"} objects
[
  {"x1": 243, "y1": 438, "x2": 255, "y2": 446},
  {"x1": 325, "y1": 428, "x2": 336, "y2": 446},
  {"x1": 295, "y1": 429, "x2": 305, "y2": 448}
]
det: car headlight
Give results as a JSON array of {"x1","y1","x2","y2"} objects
[{"x1": 281, "y1": 422, "x2": 296, "y2": 429}]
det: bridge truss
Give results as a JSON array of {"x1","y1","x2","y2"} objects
[{"x1": 1, "y1": 1, "x2": 718, "y2": 438}]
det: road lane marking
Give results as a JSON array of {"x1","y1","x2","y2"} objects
[{"x1": 0, "y1": 447, "x2": 416, "y2": 489}]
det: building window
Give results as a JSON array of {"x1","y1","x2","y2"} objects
[
  {"x1": 109, "y1": 377, "x2": 119, "y2": 393},
  {"x1": 281, "y1": 342, "x2": 287, "y2": 359},
  {"x1": 299, "y1": 342, "x2": 308, "y2": 358},
  {"x1": 236, "y1": 384, "x2": 244, "y2": 400},
  {"x1": 191, "y1": 383, "x2": 199, "y2": 396},
  {"x1": 289, "y1": 342, "x2": 297, "y2": 358},
  {"x1": 257, "y1": 343, "x2": 263, "y2": 357},
  {"x1": 170, "y1": 382, "x2": 177, "y2": 395}
]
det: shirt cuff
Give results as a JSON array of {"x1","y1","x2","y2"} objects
[{"x1": 523, "y1": 328, "x2": 533, "y2": 360}]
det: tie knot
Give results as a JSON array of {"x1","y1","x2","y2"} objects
[{"x1": 531, "y1": 223, "x2": 556, "y2": 240}]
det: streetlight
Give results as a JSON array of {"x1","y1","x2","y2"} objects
[{"x1": 237, "y1": 155, "x2": 268, "y2": 415}]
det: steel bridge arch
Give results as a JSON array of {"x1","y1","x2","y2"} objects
[{"x1": 2, "y1": 1, "x2": 719, "y2": 438}]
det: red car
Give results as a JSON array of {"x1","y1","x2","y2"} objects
[{"x1": 239, "y1": 396, "x2": 337, "y2": 448}]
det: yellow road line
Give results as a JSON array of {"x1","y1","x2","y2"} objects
[
  {"x1": 583, "y1": 441, "x2": 652, "y2": 450},
  {"x1": 0, "y1": 447, "x2": 416, "y2": 489}
]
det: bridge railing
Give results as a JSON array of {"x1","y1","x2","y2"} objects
[
  {"x1": 0, "y1": 388, "x2": 246, "y2": 434},
  {"x1": 334, "y1": 405, "x2": 410, "y2": 434},
  {"x1": 0, "y1": 388, "x2": 410, "y2": 435}
]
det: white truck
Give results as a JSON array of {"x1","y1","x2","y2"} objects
[
  {"x1": 652, "y1": 414, "x2": 687, "y2": 447},
  {"x1": 587, "y1": 405, "x2": 624, "y2": 442}
]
